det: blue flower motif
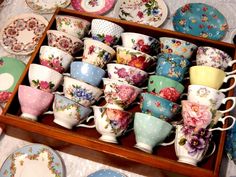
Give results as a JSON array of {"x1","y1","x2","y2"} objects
[
  {"x1": 152, "y1": 8, "x2": 160, "y2": 16},
  {"x1": 103, "y1": 52, "x2": 111, "y2": 61}
]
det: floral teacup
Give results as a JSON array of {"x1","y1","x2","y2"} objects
[
  {"x1": 39, "y1": 45, "x2": 74, "y2": 73},
  {"x1": 28, "y1": 64, "x2": 63, "y2": 92},
  {"x1": 103, "y1": 78, "x2": 142, "y2": 110},
  {"x1": 107, "y1": 63, "x2": 148, "y2": 86},
  {"x1": 82, "y1": 38, "x2": 116, "y2": 68},
  {"x1": 155, "y1": 53, "x2": 190, "y2": 82}
]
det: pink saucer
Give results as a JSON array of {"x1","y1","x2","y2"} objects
[{"x1": 71, "y1": 0, "x2": 115, "y2": 15}]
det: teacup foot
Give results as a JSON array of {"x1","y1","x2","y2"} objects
[
  {"x1": 177, "y1": 157, "x2": 197, "y2": 166},
  {"x1": 53, "y1": 119, "x2": 73, "y2": 129},
  {"x1": 20, "y1": 113, "x2": 37, "y2": 121},
  {"x1": 134, "y1": 142, "x2": 152, "y2": 154},
  {"x1": 99, "y1": 135, "x2": 118, "y2": 144}
]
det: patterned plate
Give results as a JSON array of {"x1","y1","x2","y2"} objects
[
  {"x1": 113, "y1": 0, "x2": 168, "y2": 28},
  {"x1": 0, "y1": 144, "x2": 65, "y2": 177},
  {"x1": 173, "y1": 3, "x2": 228, "y2": 40},
  {"x1": 71, "y1": 0, "x2": 116, "y2": 15},
  {"x1": 25, "y1": 0, "x2": 71, "y2": 14},
  {"x1": 87, "y1": 169, "x2": 126, "y2": 177},
  {"x1": 0, "y1": 13, "x2": 48, "y2": 55}
]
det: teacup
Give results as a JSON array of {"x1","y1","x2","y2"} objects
[
  {"x1": 159, "y1": 37, "x2": 197, "y2": 59},
  {"x1": 91, "y1": 106, "x2": 133, "y2": 143},
  {"x1": 39, "y1": 45, "x2": 74, "y2": 73},
  {"x1": 155, "y1": 53, "x2": 190, "y2": 82},
  {"x1": 103, "y1": 78, "x2": 142, "y2": 110},
  {"x1": 148, "y1": 75, "x2": 185, "y2": 102},
  {"x1": 116, "y1": 46, "x2": 156, "y2": 71},
  {"x1": 107, "y1": 63, "x2": 148, "y2": 86},
  {"x1": 189, "y1": 66, "x2": 236, "y2": 91},
  {"x1": 55, "y1": 15, "x2": 90, "y2": 39},
  {"x1": 141, "y1": 93, "x2": 180, "y2": 121},
  {"x1": 52, "y1": 94, "x2": 93, "y2": 129},
  {"x1": 18, "y1": 85, "x2": 54, "y2": 121},
  {"x1": 187, "y1": 85, "x2": 236, "y2": 114},
  {"x1": 121, "y1": 32, "x2": 159, "y2": 55},
  {"x1": 196, "y1": 46, "x2": 236, "y2": 73},
  {"x1": 47, "y1": 30, "x2": 83, "y2": 55},
  {"x1": 91, "y1": 19, "x2": 124, "y2": 46},
  {"x1": 70, "y1": 61, "x2": 106, "y2": 87},
  {"x1": 82, "y1": 38, "x2": 116, "y2": 68},
  {"x1": 134, "y1": 112, "x2": 173, "y2": 154},
  {"x1": 28, "y1": 64, "x2": 63, "y2": 92},
  {"x1": 63, "y1": 76, "x2": 103, "y2": 107}
]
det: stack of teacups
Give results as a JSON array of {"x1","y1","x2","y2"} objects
[{"x1": 175, "y1": 46, "x2": 236, "y2": 166}]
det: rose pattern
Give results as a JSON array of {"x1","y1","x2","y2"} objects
[
  {"x1": 40, "y1": 54, "x2": 65, "y2": 73},
  {"x1": 88, "y1": 0, "x2": 99, "y2": 7},
  {"x1": 0, "y1": 91, "x2": 12, "y2": 103},
  {"x1": 158, "y1": 87, "x2": 181, "y2": 102},
  {"x1": 130, "y1": 38, "x2": 159, "y2": 55},
  {"x1": 92, "y1": 34, "x2": 119, "y2": 46},
  {"x1": 32, "y1": 80, "x2": 55, "y2": 92}
]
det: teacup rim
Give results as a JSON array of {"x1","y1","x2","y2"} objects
[
  {"x1": 40, "y1": 45, "x2": 73, "y2": 58},
  {"x1": 91, "y1": 18, "x2": 124, "y2": 32},
  {"x1": 107, "y1": 63, "x2": 148, "y2": 74},
  {"x1": 190, "y1": 65, "x2": 226, "y2": 74},
  {"x1": 29, "y1": 63, "x2": 62, "y2": 76},
  {"x1": 55, "y1": 14, "x2": 91, "y2": 25},
  {"x1": 19, "y1": 85, "x2": 54, "y2": 96},
  {"x1": 70, "y1": 61, "x2": 106, "y2": 73},
  {"x1": 141, "y1": 92, "x2": 180, "y2": 105},
  {"x1": 121, "y1": 32, "x2": 158, "y2": 41},
  {"x1": 159, "y1": 37, "x2": 197, "y2": 48},
  {"x1": 197, "y1": 46, "x2": 232, "y2": 59},
  {"x1": 149, "y1": 75, "x2": 184, "y2": 88},
  {"x1": 188, "y1": 84, "x2": 226, "y2": 97},
  {"x1": 91, "y1": 105, "x2": 132, "y2": 114},
  {"x1": 47, "y1": 30, "x2": 83, "y2": 43}
]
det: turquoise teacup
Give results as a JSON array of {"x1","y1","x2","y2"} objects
[
  {"x1": 134, "y1": 112, "x2": 173, "y2": 154},
  {"x1": 140, "y1": 93, "x2": 180, "y2": 121}
]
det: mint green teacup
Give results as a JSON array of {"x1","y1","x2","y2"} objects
[{"x1": 134, "y1": 112, "x2": 174, "y2": 154}]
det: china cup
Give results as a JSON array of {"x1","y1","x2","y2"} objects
[
  {"x1": 63, "y1": 76, "x2": 103, "y2": 107},
  {"x1": 28, "y1": 64, "x2": 63, "y2": 92},
  {"x1": 155, "y1": 53, "x2": 190, "y2": 82},
  {"x1": 56, "y1": 15, "x2": 90, "y2": 39},
  {"x1": 39, "y1": 45, "x2": 74, "y2": 73},
  {"x1": 70, "y1": 61, "x2": 106, "y2": 87},
  {"x1": 134, "y1": 112, "x2": 173, "y2": 154},
  {"x1": 91, "y1": 19, "x2": 124, "y2": 46},
  {"x1": 18, "y1": 85, "x2": 54, "y2": 121},
  {"x1": 148, "y1": 75, "x2": 185, "y2": 102},
  {"x1": 107, "y1": 63, "x2": 148, "y2": 86},
  {"x1": 159, "y1": 37, "x2": 197, "y2": 59},
  {"x1": 82, "y1": 38, "x2": 116, "y2": 68},
  {"x1": 189, "y1": 66, "x2": 236, "y2": 91},
  {"x1": 121, "y1": 32, "x2": 159, "y2": 55}
]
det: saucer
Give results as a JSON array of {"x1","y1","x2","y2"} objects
[
  {"x1": 113, "y1": 0, "x2": 168, "y2": 27},
  {"x1": 173, "y1": 3, "x2": 228, "y2": 40},
  {"x1": 71, "y1": 0, "x2": 116, "y2": 15},
  {"x1": 0, "y1": 144, "x2": 65, "y2": 177},
  {"x1": 87, "y1": 169, "x2": 126, "y2": 177},
  {"x1": 0, "y1": 13, "x2": 48, "y2": 55}
]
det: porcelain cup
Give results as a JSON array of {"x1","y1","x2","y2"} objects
[
  {"x1": 134, "y1": 112, "x2": 173, "y2": 154},
  {"x1": 82, "y1": 38, "x2": 116, "y2": 68},
  {"x1": 121, "y1": 32, "x2": 159, "y2": 55},
  {"x1": 91, "y1": 19, "x2": 124, "y2": 46},
  {"x1": 56, "y1": 15, "x2": 90, "y2": 39},
  {"x1": 63, "y1": 76, "x2": 103, "y2": 107},
  {"x1": 186, "y1": 85, "x2": 236, "y2": 114},
  {"x1": 47, "y1": 30, "x2": 83, "y2": 55},
  {"x1": 148, "y1": 75, "x2": 185, "y2": 102},
  {"x1": 103, "y1": 78, "x2": 142, "y2": 110},
  {"x1": 189, "y1": 66, "x2": 236, "y2": 91},
  {"x1": 70, "y1": 61, "x2": 106, "y2": 87},
  {"x1": 107, "y1": 63, "x2": 148, "y2": 86},
  {"x1": 91, "y1": 106, "x2": 133, "y2": 143},
  {"x1": 18, "y1": 85, "x2": 54, "y2": 121},
  {"x1": 155, "y1": 53, "x2": 190, "y2": 82},
  {"x1": 196, "y1": 46, "x2": 236, "y2": 73},
  {"x1": 39, "y1": 45, "x2": 74, "y2": 73},
  {"x1": 116, "y1": 46, "x2": 157, "y2": 71},
  {"x1": 141, "y1": 93, "x2": 180, "y2": 121}
]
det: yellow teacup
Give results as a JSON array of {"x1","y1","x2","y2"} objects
[{"x1": 190, "y1": 66, "x2": 236, "y2": 91}]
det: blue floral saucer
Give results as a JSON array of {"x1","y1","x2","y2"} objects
[
  {"x1": 173, "y1": 3, "x2": 228, "y2": 40},
  {"x1": 87, "y1": 169, "x2": 126, "y2": 177}
]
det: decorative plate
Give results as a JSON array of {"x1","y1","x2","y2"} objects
[
  {"x1": 71, "y1": 0, "x2": 116, "y2": 15},
  {"x1": 173, "y1": 3, "x2": 228, "y2": 40},
  {"x1": 0, "y1": 13, "x2": 48, "y2": 55},
  {"x1": 25, "y1": 0, "x2": 71, "y2": 14},
  {"x1": 113, "y1": 0, "x2": 168, "y2": 28},
  {"x1": 87, "y1": 169, "x2": 126, "y2": 177},
  {"x1": 0, "y1": 144, "x2": 65, "y2": 177}
]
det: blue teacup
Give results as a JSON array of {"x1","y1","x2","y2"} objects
[
  {"x1": 155, "y1": 53, "x2": 190, "y2": 82},
  {"x1": 70, "y1": 61, "x2": 106, "y2": 86},
  {"x1": 140, "y1": 92, "x2": 180, "y2": 121}
]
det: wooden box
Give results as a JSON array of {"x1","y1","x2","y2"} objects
[{"x1": 1, "y1": 8, "x2": 236, "y2": 177}]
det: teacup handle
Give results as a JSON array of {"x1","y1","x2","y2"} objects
[
  {"x1": 76, "y1": 116, "x2": 95, "y2": 128},
  {"x1": 209, "y1": 115, "x2": 236, "y2": 131},
  {"x1": 180, "y1": 93, "x2": 188, "y2": 100},
  {"x1": 160, "y1": 138, "x2": 175, "y2": 146},
  {"x1": 148, "y1": 71, "x2": 155, "y2": 75},
  {"x1": 225, "y1": 60, "x2": 236, "y2": 75},
  {"x1": 203, "y1": 142, "x2": 216, "y2": 159},
  {"x1": 43, "y1": 111, "x2": 54, "y2": 115},
  {"x1": 62, "y1": 73, "x2": 70, "y2": 77},
  {"x1": 219, "y1": 74, "x2": 236, "y2": 92},
  {"x1": 219, "y1": 97, "x2": 236, "y2": 114}
]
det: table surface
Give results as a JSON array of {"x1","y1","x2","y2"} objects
[{"x1": 0, "y1": 0, "x2": 236, "y2": 176}]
